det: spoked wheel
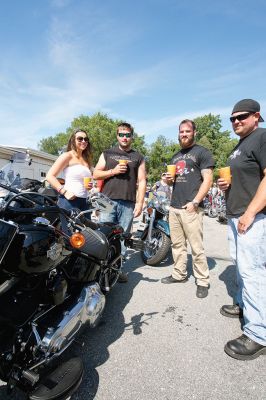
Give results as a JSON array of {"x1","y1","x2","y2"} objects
[
  {"x1": 208, "y1": 206, "x2": 217, "y2": 218},
  {"x1": 141, "y1": 228, "x2": 171, "y2": 266}
]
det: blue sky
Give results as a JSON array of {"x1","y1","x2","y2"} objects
[{"x1": 1, "y1": 0, "x2": 266, "y2": 149}]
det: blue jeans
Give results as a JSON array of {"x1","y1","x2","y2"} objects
[
  {"x1": 57, "y1": 196, "x2": 89, "y2": 235},
  {"x1": 228, "y1": 214, "x2": 266, "y2": 345},
  {"x1": 100, "y1": 199, "x2": 134, "y2": 256}
]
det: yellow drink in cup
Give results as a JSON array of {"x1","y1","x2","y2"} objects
[
  {"x1": 167, "y1": 164, "x2": 176, "y2": 178},
  {"x1": 83, "y1": 177, "x2": 92, "y2": 188},
  {"x1": 219, "y1": 167, "x2": 231, "y2": 184},
  {"x1": 118, "y1": 159, "x2": 128, "y2": 165}
]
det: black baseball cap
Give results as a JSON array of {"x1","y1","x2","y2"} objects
[{"x1": 231, "y1": 99, "x2": 264, "y2": 122}]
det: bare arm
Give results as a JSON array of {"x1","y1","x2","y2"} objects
[
  {"x1": 183, "y1": 168, "x2": 213, "y2": 212},
  {"x1": 93, "y1": 153, "x2": 127, "y2": 179},
  {"x1": 134, "y1": 160, "x2": 146, "y2": 217},
  {"x1": 46, "y1": 153, "x2": 71, "y2": 192},
  {"x1": 238, "y1": 168, "x2": 266, "y2": 234}
]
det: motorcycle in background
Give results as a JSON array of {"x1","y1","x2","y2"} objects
[
  {"x1": 0, "y1": 152, "x2": 124, "y2": 399},
  {"x1": 132, "y1": 191, "x2": 171, "y2": 266}
]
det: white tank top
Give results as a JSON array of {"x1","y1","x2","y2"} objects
[{"x1": 63, "y1": 164, "x2": 92, "y2": 198}]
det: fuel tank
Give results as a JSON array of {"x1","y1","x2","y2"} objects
[{"x1": 1, "y1": 223, "x2": 67, "y2": 276}]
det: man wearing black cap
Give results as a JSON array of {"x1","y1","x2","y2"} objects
[{"x1": 218, "y1": 99, "x2": 266, "y2": 360}]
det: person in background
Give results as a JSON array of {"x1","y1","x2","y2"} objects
[
  {"x1": 218, "y1": 99, "x2": 266, "y2": 360},
  {"x1": 161, "y1": 119, "x2": 214, "y2": 298},
  {"x1": 46, "y1": 128, "x2": 93, "y2": 216},
  {"x1": 93, "y1": 122, "x2": 146, "y2": 282},
  {"x1": 152, "y1": 173, "x2": 172, "y2": 199}
]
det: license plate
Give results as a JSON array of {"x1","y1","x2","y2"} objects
[{"x1": 0, "y1": 219, "x2": 18, "y2": 264}]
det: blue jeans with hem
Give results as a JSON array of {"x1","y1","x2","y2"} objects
[
  {"x1": 100, "y1": 199, "x2": 134, "y2": 257},
  {"x1": 228, "y1": 214, "x2": 266, "y2": 345}
]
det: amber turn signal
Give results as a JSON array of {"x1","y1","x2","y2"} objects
[{"x1": 70, "y1": 232, "x2": 86, "y2": 248}]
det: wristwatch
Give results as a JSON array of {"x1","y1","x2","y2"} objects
[{"x1": 192, "y1": 200, "x2": 199, "y2": 208}]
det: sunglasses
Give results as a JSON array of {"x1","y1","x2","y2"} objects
[
  {"x1": 230, "y1": 112, "x2": 254, "y2": 123},
  {"x1": 117, "y1": 132, "x2": 132, "y2": 138},
  {"x1": 76, "y1": 136, "x2": 89, "y2": 142}
]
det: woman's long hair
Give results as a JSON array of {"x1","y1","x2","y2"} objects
[{"x1": 66, "y1": 128, "x2": 92, "y2": 167}]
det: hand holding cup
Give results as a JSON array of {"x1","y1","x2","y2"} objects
[
  {"x1": 217, "y1": 166, "x2": 231, "y2": 191},
  {"x1": 167, "y1": 164, "x2": 176, "y2": 179},
  {"x1": 83, "y1": 177, "x2": 93, "y2": 190},
  {"x1": 116, "y1": 159, "x2": 128, "y2": 174}
]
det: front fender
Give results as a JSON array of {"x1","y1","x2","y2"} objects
[{"x1": 154, "y1": 219, "x2": 170, "y2": 236}]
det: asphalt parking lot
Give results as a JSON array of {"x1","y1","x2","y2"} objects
[{"x1": 1, "y1": 216, "x2": 265, "y2": 400}]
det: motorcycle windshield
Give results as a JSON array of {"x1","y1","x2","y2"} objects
[{"x1": 0, "y1": 151, "x2": 33, "y2": 196}]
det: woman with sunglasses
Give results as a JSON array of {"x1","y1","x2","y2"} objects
[{"x1": 46, "y1": 128, "x2": 93, "y2": 213}]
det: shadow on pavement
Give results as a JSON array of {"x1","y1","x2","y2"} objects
[
  {"x1": 71, "y1": 251, "x2": 155, "y2": 399},
  {"x1": 219, "y1": 263, "x2": 237, "y2": 300}
]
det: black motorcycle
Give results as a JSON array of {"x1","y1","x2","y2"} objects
[{"x1": 0, "y1": 152, "x2": 124, "y2": 399}]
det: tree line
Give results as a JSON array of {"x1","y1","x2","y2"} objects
[{"x1": 39, "y1": 112, "x2": 238, "y2": 182}]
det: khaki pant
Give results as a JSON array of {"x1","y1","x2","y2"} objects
[{"x1": 169, "y1": 206, "x2": 209, "y2": 287}]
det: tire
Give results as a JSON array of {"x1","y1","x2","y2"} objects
[
  {"x1": 141, "y1": 228, "x2": 171, "y2": 266},
  {"x1": 208, "y1": 206, "x2": 217, "y2": 218}
]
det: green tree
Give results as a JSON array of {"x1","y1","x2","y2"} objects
[
  {"x1": 194, "y1": 114, "x2": 237, "y2": 172},
  {"x1": 38, "y1": 132, "x2": 68, "y2": 155},
  {"x1": 38, "y1": 112, "x2": 148, "y2": 166},
  {"x1": 147, "y1": 135, "x2": 180, "y2": 183}
]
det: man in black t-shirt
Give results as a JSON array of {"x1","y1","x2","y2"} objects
[
  {"x1": 218, "y1": 99, "x2": 266, "y2": 361},
  {"x1": 161, "y1": 119, "x2": 214, "y2": 298},
  {"x1": 93, "y1": 122, "x2": 146, "y2": 282}
]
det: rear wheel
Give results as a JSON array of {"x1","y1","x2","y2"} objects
[{"x1": 141, "y1": 228, "x2": 171, "y2": 266}]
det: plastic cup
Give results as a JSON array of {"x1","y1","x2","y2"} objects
[
  {"x1": 118, "y1": 159, "x2": 128, "y2": 165},
  {"x1": 83, "y1": 177, "x2": 92, "y2": 188},
  {"x1": 167, "y1": 164, "x2": 176, "y2": 178},
  {"x1": 219, "y1": 167, "x2": 231, "y2": 184}
]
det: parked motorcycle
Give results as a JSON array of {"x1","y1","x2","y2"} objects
[
  {"x1": 217, "y1": 195, "x2": 227, "y2": 223},
  {"x1": 0, "y1": 152, "x2": 124, "y2": 399},
  {"x1": 135, "y1": 191, "x2": 171, "y2": 266}
]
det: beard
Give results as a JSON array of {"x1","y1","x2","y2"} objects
[{"x1": 178, "y1": 135, "x2": 195, "y2": 148}]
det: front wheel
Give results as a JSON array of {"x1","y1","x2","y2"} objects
[
  {"x1": 208, "y1": 206, "x2": 217, "y2": 218},
  {"x1": 141, "y1": 228, "x2": 171, "y2": 266}
]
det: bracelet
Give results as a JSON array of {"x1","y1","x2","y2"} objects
[
  {"x1": 110, "y1": 169, "x2": 113, "y2": 176},
  {"x1": 57, "y1": 185, "x2": 64, "y2": 193}
]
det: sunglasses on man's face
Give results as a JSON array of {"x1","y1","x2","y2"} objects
[
  {"x1": 230, "y1": 112, "x2": 254, "y2": 123},
  {"x1": 117, "y1": 132, "x2": 132, "y2": 138},
  {"x1": 76, "y1": 136, "x2": 89, "y2": 142}
]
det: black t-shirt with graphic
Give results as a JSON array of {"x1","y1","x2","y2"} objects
[
  {"x1": 170, "y1": 144, "x2": 215, "y2": 208},
  {"x1": 102, "y1": 146, "x2": 144, "y2": 202},
  {"x1": 226, "y1": 128, "x2": 266, "y2": 218}
]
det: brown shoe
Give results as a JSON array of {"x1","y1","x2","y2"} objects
[
  {"x1": 118, "y1": 272, "x2": 128, "y2": 283},
  {"x1": 220, "y1": 304, "x2": 243, "y2": 318},
  {"x1": 161, "y1": 275, "x2": 188, "y2": 284}
]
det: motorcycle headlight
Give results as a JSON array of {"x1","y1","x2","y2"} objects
[
  {"x1": 163, "y1": 204, "x2": 170, "y2": 212},
  {"x1": 70, "y1": 232, "x2": 86, "y2": 248}
]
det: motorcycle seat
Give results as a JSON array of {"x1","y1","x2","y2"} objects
[{"x1": 97, "y1": 222, "x2": 124, "y2": 237}]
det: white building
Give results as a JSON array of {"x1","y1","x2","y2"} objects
[{"x1": 0, "y1": 145, "x2": 57, "y2": 181}]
